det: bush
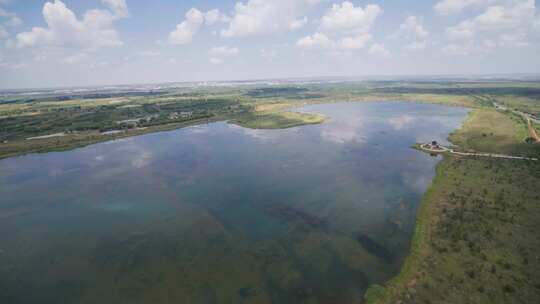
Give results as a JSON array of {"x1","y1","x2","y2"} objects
[{"x1": 503, "y1": 285, "x2": 515, "y2": 293}]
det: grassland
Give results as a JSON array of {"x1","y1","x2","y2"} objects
[
  {"x1": 232, "y1": 111, "x2": 326, "y2": 129},
  {"x1": 367, "y1": 106, "x2": 540, "y2": 303},
  {"x1": 449, "y1": 109, "x2": 536, "y2": 156},
  {"x1": 491, "y1": 95, "x2": 540, "y2": 117}
]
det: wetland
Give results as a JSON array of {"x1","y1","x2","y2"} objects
[{"x1": 0, "y1": 102, "x2": 469, "y2": 303}]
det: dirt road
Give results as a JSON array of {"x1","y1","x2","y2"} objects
[
  {"x1": 528, "y1": 118, "x2": 540, "y2": 143},
  {"x1": 419, "y1": 144, "x2": 538, "y2": 161}
]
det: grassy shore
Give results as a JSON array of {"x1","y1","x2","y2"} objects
[
  {"x1": 231, "y1": 111, "x2": 326, "y2": 129},
  {"x1": 366, "y1": 109, "x2": 540, "y2": 303}
]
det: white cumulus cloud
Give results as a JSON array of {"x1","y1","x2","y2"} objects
[
  {"x1": 221, "y1": 0, "x2": 318, "y2": 38},
  {"x1": 208, "y1": 46, "x2": 239, "y2": 56},
  {"x1": 209, "y1": 57, "x2": 223, "y2": 64},
  {"x1": 169, "y1": 8, "x2": 229, "y2": 45},
  {"x1": 296, "y1": 32, "x2": 332, "y2": 49},
  {"x1": 101, "y1": 0, "x2": 128, "y2": 19},
  {"x1": 443, "y1": 0, "x2": 538, "y2": 54},
  {"x1": 392, "y1": 16, "x2": 429, "y2": 52},
  {"x1": 319, "y1": 1, "x2": 382, "y2": 33},
  {"x1": 289, "y1": 17, "x2": 308, "y2": 30},
  {"x1": 434, "y1": 0, "x2": 493, "y2": 15},
  {"x1": 393, "y1": 16, "x2": 429, "y2": 40},
  {"x1": 338, "y1": 33, "x2": 372, "y2": 50},
  {"x1": 368, "y1": 43, "x2": 390, "y2": 57},
  {"x1": 204, "y1": 9, "x2": 229, "y2": 26},
  {"x1": 168, "y1": 8, "x2": 205, "y2": 45},
  {"x1": 297, "y1": 2, "x2": 381, "y2": 53},
  {"x1": 14, "y1": 0, "x2": 125, "y2": 50}
]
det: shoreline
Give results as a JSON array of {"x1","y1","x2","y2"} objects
[
  {"x1": 0, "y1": 117, "x2": 222, "y2": 160},
  {"x1": 0, "y1": 98, "x2": 476, "y2": 160},
  {"x1": 364, "y1": 110, "x2": 474, "y2": 303},
  {"x1": 366, "y1": 108, "x2": 540, "y2": 303},
  {"x1": 365, "y1": 156, "x2": 448, "y2": 303}
]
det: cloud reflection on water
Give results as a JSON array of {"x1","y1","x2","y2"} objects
[{"x1": 319, "y1": 112, "x2": 368, "y2": 145}]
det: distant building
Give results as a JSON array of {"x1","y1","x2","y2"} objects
[
  {"x1": 117, "y1": 118, "x2": 140, "y2": 125},
  {"x1": 143, "y1": 114, "x2": 159, "y2": 122},
  {"x1": 169, "y1": 112, "x2": 179, "y2": 120},
  {"x1": 180, "y1": 111, "x2": 193, "y2": 119},
  {"x1": 117, "y1": 114, "x2": 158, "y2": 126}
]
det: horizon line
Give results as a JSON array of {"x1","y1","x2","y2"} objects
[{"x1": 3, "y1": 72, "x2": 540, "y2": 93}]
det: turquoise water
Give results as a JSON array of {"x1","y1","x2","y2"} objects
[{"x1": 0, "y1": 102, "x2": 468, "y2": 303}]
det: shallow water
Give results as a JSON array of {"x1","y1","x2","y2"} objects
[{"x1": 0, "y1": 102, "x2": 468, "y2": 303}]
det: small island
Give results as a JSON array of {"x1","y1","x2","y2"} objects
[{"x1": 231, "y1": 111, "x2": 327, "y2": 129}]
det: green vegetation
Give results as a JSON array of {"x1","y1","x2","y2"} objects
[
  {"x1": 0, "y1": 89, "x2": 249, "y2": 158},
  {"x1": 245, "y1": 87, "x2": 325, "y2": 99},
  {"x1": 367, "y1": 107, "x2": 540, "y2": 303},
  {"x1": 449, "y1": 109, "x2": 536, "y2": 156},
  {"x1": 232, "y1": 111, "x2": 326, "y2": 129},
  {"x1": 492, "y1": 95, "x2": 540, "y2": 117},
  {"x1": 0, "y1": 117, "x2": 218, "y2": 159}
]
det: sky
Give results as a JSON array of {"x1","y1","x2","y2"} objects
[{"x1": 0, "y1": 0, "x2": 539, "y2": 89}]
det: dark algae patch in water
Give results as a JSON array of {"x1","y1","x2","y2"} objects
[
  {"x1": 356, "y1": 233, "x2": 394, "y2": 263},
  {"x1": 0, "y1": 102, "x2": 468, "y2": 303},
  {"x1": 263, "y1": 204, "x2": 327, "y2": 229}
]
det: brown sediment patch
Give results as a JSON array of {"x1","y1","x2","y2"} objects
[{"x1": 527, "y1": 119, "x2": 540, "y2": 143}]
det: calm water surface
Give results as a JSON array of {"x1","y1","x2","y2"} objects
[{"x1": 0, "y1": 102, "x2": 468, "y2": 303}]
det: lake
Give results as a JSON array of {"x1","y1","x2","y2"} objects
[{"x1": 0, "y1": 102, "x2": 468, "y2": 303}]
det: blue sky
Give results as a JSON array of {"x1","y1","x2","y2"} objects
[{"x1": 0, "y1": 0, "x2": 539, "y2": 89}]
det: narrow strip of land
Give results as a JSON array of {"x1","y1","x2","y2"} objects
[{"x1": 419, "y1": 143, "x2": 538, "y2": 161}]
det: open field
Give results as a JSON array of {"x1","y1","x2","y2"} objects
[
  {"x1": 491, "y1": 95, "x2": 540, "y2": 117},
  {"x1": 367, "y1": 105, "x2": 540, "y2": 303},
  {"x1": 448, "y1": 109, "x2": 536, "y2": 156}
]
